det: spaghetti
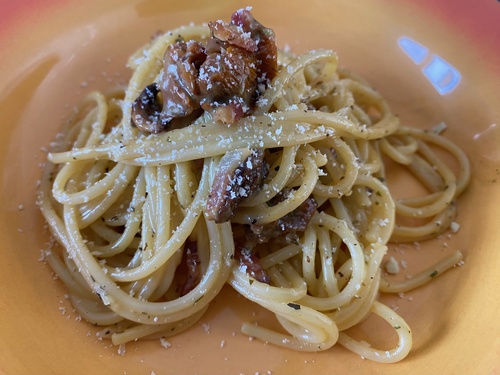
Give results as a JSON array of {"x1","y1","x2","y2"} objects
[{"x1": 38, "y1": 9, "x2": 470, "y2": 363}]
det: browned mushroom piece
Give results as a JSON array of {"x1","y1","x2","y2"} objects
[
  {"x1": 198, "y1": 46, "x2": 257, "y2": 124},
  {"x1": 158, "y1": 40, "x2": 207, "y2": 118},
  {"x1": 206, "y1": 148, "x2": 268, "y2": 223},
  {"x1": 200, "y1": 8, "x2": 278, "y2": 124},
  {"x1": 250, "y1": 194, "x2": 318, "y2": 244},
  {"x1": 179, "y1": 240, "x2": 201, "y2": 296},
  {"x1": 131, "y1": 9, "x2": 278, "y2": 133},
  {"x1": 131, "y1": 41, "x2": 207, "y2": 133},
  {"x1": 228, "y1": 8, "x2": 278, "y2": 82},
  {"x1": 235, "y1": 243, "x2": 271, "y2": 284},
  {"x1": 131, "y1": 83, "x2": 172, "y2": 133}
]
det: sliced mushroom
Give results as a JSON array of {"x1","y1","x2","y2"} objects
[
  {"x1": 131, "y1": 9, "x2": 278, "y2": 133},
  {"x1": 235, "y1": 243, "x2": 271, "y2": 284},
  {"x1": 250, "y1": 193, "x2": 318, "y2": 244},
  {"x1": 229, "y1": 8, "x2": 278, "y2": 82},
  {"x1": 206, "y1": 148, "x2": 268, "y2": 223},
  {"x1": 198, "y1": 47, "x2": 257, "y2": 124},
  {"x1": 131, "y1": 83, "x2": 172, "y2": 133},
  {"x1": 179, "y1": 240, "x2": 201, "y2": 296},
  {"x1": 158, "y1": 40, "x2": 206, "y2": 118},
  {"x1": 200, "y1": 8, "x2": 278, "y2": 123}
]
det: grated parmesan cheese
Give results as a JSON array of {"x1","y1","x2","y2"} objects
[
  {"x1": 385, "y1": 256, "x2": 400, "y2": 274},
  {"x1": 450, "y1": 221, "x2": 461, "y2": 233},
  {"x1": 160, "y1": 337, "x2": 171, "y2": 348}
]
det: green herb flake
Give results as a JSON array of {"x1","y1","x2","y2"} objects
[
  {"x1": 429, "y1": 270, "x2": 439, "y2": 278},
  {"x1": 287, "y1": 303, "x2": 301, "y2": 310},
  {"x1": 194, "y1": 295, "x2": 204, "y2": 304},
  {"x1": 393, "y1": 325, "x2": 401, "y2": 330}
]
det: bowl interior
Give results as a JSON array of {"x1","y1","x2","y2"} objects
[{"x1": 0, "y1": 0, "x2": 499, "y2": 374}]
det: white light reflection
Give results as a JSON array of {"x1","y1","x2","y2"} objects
[
  {"x1": 397, "y1": 37, "x2": 428, "y2": 64},
  {"x1": 397, "y1": 36, "x2": 461, "y2": 95},
  {"x1": 473, "y1": 123, "x2": 498, "y2": 141}
]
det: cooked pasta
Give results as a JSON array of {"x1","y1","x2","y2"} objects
[{"x1": 37, "y1": 9, "x2": 470, "y2": 363}]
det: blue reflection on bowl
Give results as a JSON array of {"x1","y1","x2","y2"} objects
[
  {"x1": 398, "y1": 36, "x2": 461, "y2": 95},
  {"x1": 397, "y1": 36, "x2": 429, "y2": 64},
  {"x1": 422, "y1": 55, "x2": 461, "y2": 95}
]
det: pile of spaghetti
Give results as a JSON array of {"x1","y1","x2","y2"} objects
[{"x1": 38, "y1": 9, "x2": 470, "y2": 363}]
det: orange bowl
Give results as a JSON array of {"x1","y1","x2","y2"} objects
[{"x1": 0, "y1": 0, "x2": 499, "y2": 374}]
